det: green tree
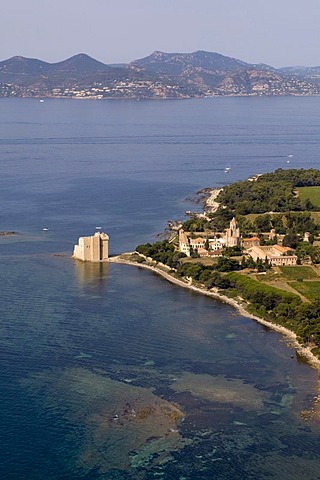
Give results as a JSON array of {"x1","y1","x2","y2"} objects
[
  {"x1": 215, "y1": 256, "x2": 240, "y2": 272},
  {"x1": 283, "y1": 233, "x2": 300, "y2": 249}
]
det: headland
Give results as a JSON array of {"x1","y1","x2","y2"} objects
[{"x1": 109, "y1": 168, "x2": 320, "y2": 371}]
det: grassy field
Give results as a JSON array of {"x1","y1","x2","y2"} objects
[
  {"x1": 289, "y1": 281, "x2": 320, "y2": 302},
  {"x1": 180, "y1": 257, "x2": 218, "y2": 266},
  {"x1": 244, "y1": 213, "x2": 259, "y2": 221},
  {"x1": 297, "y1": 186, "x2": 320, "y2": 208},
  {"x1": 279, "y1": 266, "x2": 318, "y2": 280},
  {"x1": 311, "y1": 211, "x2": 320, "y2": 225}
]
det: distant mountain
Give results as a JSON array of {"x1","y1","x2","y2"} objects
[
  {"x1": 49, "y1": 53, "x2": 112, "y2": 74},
  {"x1": 278, "y1": 65, "x2": 320, "y2": 77},
  {"x1": 1, "y1": 51, "x2": 320, "y2": 99},
  {"x1": 130, "y1": 50, "x2": 250, "y2": 75},
  {"x1": 0, "y1": 53, "x2": 112, "y2": 76},
  {"x1": 130, "y1": 50, "x2": 319, "y2": 96},
  {"x1": 0, "y1": 56, "x2": 50, "y2": 75},
  {"x1": 0, "y1": 54, "x2": 131, "y2": 94}
]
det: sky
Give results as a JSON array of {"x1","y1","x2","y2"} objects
[{"x1": 1, "y1": 0, "x2": 320, "y2": 67}]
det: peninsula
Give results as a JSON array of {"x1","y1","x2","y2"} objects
[{"x1": 110, "y1": 168, "x2": 320, "y2": 368}]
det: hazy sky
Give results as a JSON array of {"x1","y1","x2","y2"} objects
[{"x1": 1, "y1": 0, "x2": 320, "y2": 67}]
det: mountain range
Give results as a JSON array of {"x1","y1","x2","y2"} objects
[{"x1": 1, "y1": 51, "x2": 320, "y2": 99}]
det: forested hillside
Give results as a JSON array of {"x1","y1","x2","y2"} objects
[{"x1": 216, "y1": 169, "x2": 320, "y2": 215}]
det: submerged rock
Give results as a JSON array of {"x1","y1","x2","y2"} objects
[{"x1": 22, "y1": 367, "x2": 190, "y2": 475}]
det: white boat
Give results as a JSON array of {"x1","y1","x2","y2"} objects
[
  {"x1": 39, "y1": 99, "x2": 45, "y2": 103},
  {"x1": 224, "y1": 167, "x2": 231, "y2": 173},
  {"x1": 95, "y1": 226, "x2": 102, "y2": 230},
  {"x1": 43, "y1": 227, "x2": 49, "y2": 231}
]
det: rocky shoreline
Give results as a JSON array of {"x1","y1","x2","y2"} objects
[
  {"x1": 109, "y1": 253, "x2": 320, "y2": 372},
  {"x1": 0, "y1": 231, "x2": 17, "y2": 236},
  {"x1": 203, "y1": 187, "x2": 223, "y2": 213}
]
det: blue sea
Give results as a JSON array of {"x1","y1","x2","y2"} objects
[{"x1": 0, "y1": 97, "x2": 320, "y2": 479}]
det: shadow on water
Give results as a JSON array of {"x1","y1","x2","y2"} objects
[{"x1": 73, "y1": 259, "x2": 109, "y2": 291}]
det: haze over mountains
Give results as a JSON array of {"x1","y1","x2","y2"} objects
[{"x1": 1, "y1": 50, "x2": 320, "y2": 99}]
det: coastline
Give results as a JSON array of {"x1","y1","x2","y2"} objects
[
  {"x1": 109, "y1": 253, "x2": 320, "y2": 372},
  {"x1": 204, "y1": 187, "x2": 222, "y2": 213}
]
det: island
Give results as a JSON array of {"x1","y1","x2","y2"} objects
[{"x1": 109, "y1": 168, "x2": 320, "y2": 368}]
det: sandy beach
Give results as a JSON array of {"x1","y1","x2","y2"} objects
[{"x1": 109, "y1": 253, "x2": 320, "y2": 371}]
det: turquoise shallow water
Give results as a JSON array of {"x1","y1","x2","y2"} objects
[{"x1": 0, "y1": 97, "x2": 320, "y2": 478}]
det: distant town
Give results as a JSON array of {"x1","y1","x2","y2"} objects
[{"x1": 1, "y1": 51, "x2": 320, "y2": 99}]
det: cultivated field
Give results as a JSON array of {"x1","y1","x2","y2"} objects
[
  {"x1": 289, "y1": 281, "x2": 320, "y2": 302},
  {"x1": 253, "y1": 265, "x2": 320, "y2": 302},
  {"x1": 279, "y1": 266, "x2": 318, "y2": 280}
]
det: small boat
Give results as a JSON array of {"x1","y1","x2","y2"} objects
[
  {"x1": 224, "y1": 167, "x2": 230, "y2": 173},
  {"x1": 39, "y1": 99, "x2": 45, "y2": 103},
  {"x1": 96, "y1": 226, "x2": 102, "y2": 230},
  {"x1": 288, "y1": 154, "x2": 293, "y2": 158},
  {"x1": 43, "y1": 227, "x2": 49, "y2": 231}
]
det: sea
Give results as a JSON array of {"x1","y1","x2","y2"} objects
[{"x1": 0, "y1": 96, "x2": 320, "y2": 480}]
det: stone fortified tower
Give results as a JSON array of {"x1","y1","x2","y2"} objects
[{"x1": 73, "y1": 231, "x2": 109, "y2": 262}]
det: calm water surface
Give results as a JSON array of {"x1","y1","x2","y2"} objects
[{"x1": 0, "y1": 97, "x2": 320, "y2": 479}]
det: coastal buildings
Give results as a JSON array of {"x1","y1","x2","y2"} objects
[
  {"x1": 73, "y1": 231, "x2": 109, "y2": 262},
  {"x1": 242, "y1": 237, "x2": 260, "y2": 249},
  {"x1": 247, "y1": 245, "x2": 297, "y2": 266},
  {"x1": 178, "y1": 217, "x2": 298, "y2": 265},
  {"x1": 178, "y1": 229, "x2": 193, "y2": 256},
  {"x1": 178, "y1": 217, "x2": 242, "y2": 257}
]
